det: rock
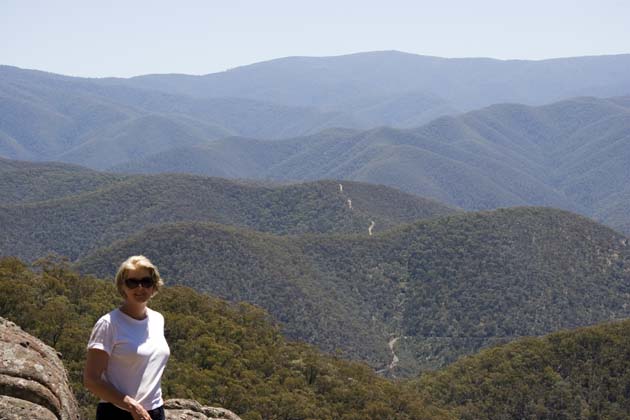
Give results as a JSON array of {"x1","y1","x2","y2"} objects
[
  {"x1": 0, "y1": 317, "x2": 80, "y2": 420},
  {"x1": 0, "y1": 395, "x2": 57, "y2": 419},
  {"x1": 164, "y1": 398, "x2": 241, "y2": 420}
]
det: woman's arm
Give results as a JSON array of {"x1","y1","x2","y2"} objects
[{"x1": 84, "y1": 349, "x2": 152, "y2": 420}]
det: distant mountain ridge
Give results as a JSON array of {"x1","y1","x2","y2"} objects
[
  {"x1": 112, "y1": 96, "x2": 630, "y2": 235},
  {"x1": 108, "y1": 51, "x2": 630, "y2": 112},
  {"x1": 3, "y1": 60, "x2": 630, "y2": 233},
  {"x1": 0, "y1": 64, "x2": 365, "y2": 164},
  {"x1": 4, "y1": 59, "x2": 630, "y2": 233},
  {"x1": 3, "y1": 51, "x2": 630, "y2": 163}
]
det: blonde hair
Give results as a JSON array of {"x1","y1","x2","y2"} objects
[{"x1": 114, "y1": 255, "x2": 164, "y2": 297}]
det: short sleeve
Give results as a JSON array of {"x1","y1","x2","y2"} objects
[{"x1": 87, "y1": 317, "x2": 115, "y2": 355}]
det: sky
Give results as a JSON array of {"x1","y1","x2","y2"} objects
[{"x1": 2, "y1": 0, "x2": 630, "y2": 78}]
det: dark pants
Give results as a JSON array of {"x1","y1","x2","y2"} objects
[{"x1": 96, "y1": 403, "x2": 165, "y2": 420}]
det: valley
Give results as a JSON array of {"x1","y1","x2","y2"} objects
[{"x1": 2, "y1": 49, "x2": 630, "y2": 419}]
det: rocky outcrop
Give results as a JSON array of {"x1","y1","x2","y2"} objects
[
  {"x1": 164, "y1": 399, "x2": 241, "y2": 420},
  {"x1": 0, "y1": 317, "x2": 80, "y2": 419}
]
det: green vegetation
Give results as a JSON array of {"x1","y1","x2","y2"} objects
[
  {"x1": 76, "y1": 207, "x2": 630, "y2": 375},
  {"x1": 0, "y1": 257, "x2": 450, "y2": 420},
  {"x1": 0, "y1": 157, "x2": 129, "y2": 204},
  {"x1": 109, "y1": 97, "x2": 630, "y2": 237},
  {"x1": 0, "y1": 162, "x2": 454, "y2": 262},
  {"x1": 2, "y1": 160, "x2": 630, "y2": 376},
  {"x1": 5, "y1": 63, "x2": 630, "y2": 233},
  {"x1": 4, "y1": 56, "x2": 630, "y2": 419},
  {"x1": 415, "y1": 320, "x2": 630, "y2": 419},
  {"x1": 5, "y1": 257, "x2": 630, "y2": 419}
]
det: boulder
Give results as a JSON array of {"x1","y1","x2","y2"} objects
[
  {"x1": 164, "y1": 399, "x2": 241, "y2": 420},
  {"x1": 0, "y1": 317, "x2": 80, "y2": 419}
]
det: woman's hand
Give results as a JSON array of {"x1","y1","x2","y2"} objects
[{"x1": 124, "y1": 395, "x2": 152, "y2": 420}]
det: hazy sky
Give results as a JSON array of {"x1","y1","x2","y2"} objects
[{"x1": 2, "y1": 0, "x2": 629, "y2": 78}]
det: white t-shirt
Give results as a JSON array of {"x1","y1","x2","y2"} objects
[{"x1": 87, "y1": 307, "x2": 170, "y2": 410}]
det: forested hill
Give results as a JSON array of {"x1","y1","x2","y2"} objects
[
  {"x1": 75, "y1": 207, "x2": 630, "y2": 375},
  {"x1": 0, "y1": 159, "x2": 456, "y2": 261},
  {"x1": 0, "y1": 257, "x2": 451, "y2": 420},
  {"x1": 0, "y1": 157, "x2": 128, "y2": 204},
  {"x1": 3, "y1": 159, "x2": 629, "y2": 376},
  {"x1": 415, "y1": 319, "x2": 630, "y2": 419},
  {"x1": 4, "y1": 257, "x2": 630, "y2": 419}
]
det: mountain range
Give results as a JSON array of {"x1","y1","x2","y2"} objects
[
  {"x1": 3, "y1": 51, "x2": 630, "y2": 380},
  {"x1": 2, "y1": 159, "x2": 630, "y2": 374},
  {"x1": 72, "y1": 206, "x2": 630, "y2": 375},
  {"x1": 0, "y1": 64, "x2": 363, "y2": 165},
  {"x1": 104, "y1": 51, "x2": 630, "y2": 116},
  {"x1": 0, "y1": 158, "x2": 456, "y2": 261},
  {"x1": 2, "y1": 58, "x2": 630, "y2": 233},
  {"x1": 113, "y1": 96, "x2": 630, "y2": 235}
]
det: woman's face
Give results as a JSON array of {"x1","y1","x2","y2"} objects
[{"x1": 122, "y1": 266, "x2": 155, "y2": 305}]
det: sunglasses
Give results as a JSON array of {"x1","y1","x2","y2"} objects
[{"x1": 124, "y1": 276, "x2": 155, "y2": 289}]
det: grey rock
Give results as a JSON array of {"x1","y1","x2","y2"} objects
[
  {"x1": 0, "y1": 395, "x2": 57, "y2": 419},
  {"x1": 164, "y1": 399, "x2": 241, "y2": 420},
  {"x1": 0, "y1": 317, "x2": 80, "y2": 420}
]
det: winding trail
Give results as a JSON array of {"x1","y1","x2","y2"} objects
[
  {"x1": 334, "y1": 183, "x2": 403, "y2": 374},
  {"x1": 387, "y1": 336, "x2": 400, "y2": 370},
  {"x1": 376, "y1": 336, "x2": 401, "y2": 375}
]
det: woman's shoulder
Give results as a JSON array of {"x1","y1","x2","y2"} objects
[
  {"x1": 146, "y1": 307, "x2": 165, "y2": 321},
  {"x1": 94, "y1": 308, "x2": 127, "y2": 325},
  {"x1": 89, "y1": 309, "x2": 119, "y2": 337}
]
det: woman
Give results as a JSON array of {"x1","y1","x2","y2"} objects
[{"x1": 84, "y1": 256, "x2": 170, "y2": 420}]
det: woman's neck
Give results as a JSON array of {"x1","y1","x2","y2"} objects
[{"x1": 120, "y1": 302, "x2": 148, "y2": 320}]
